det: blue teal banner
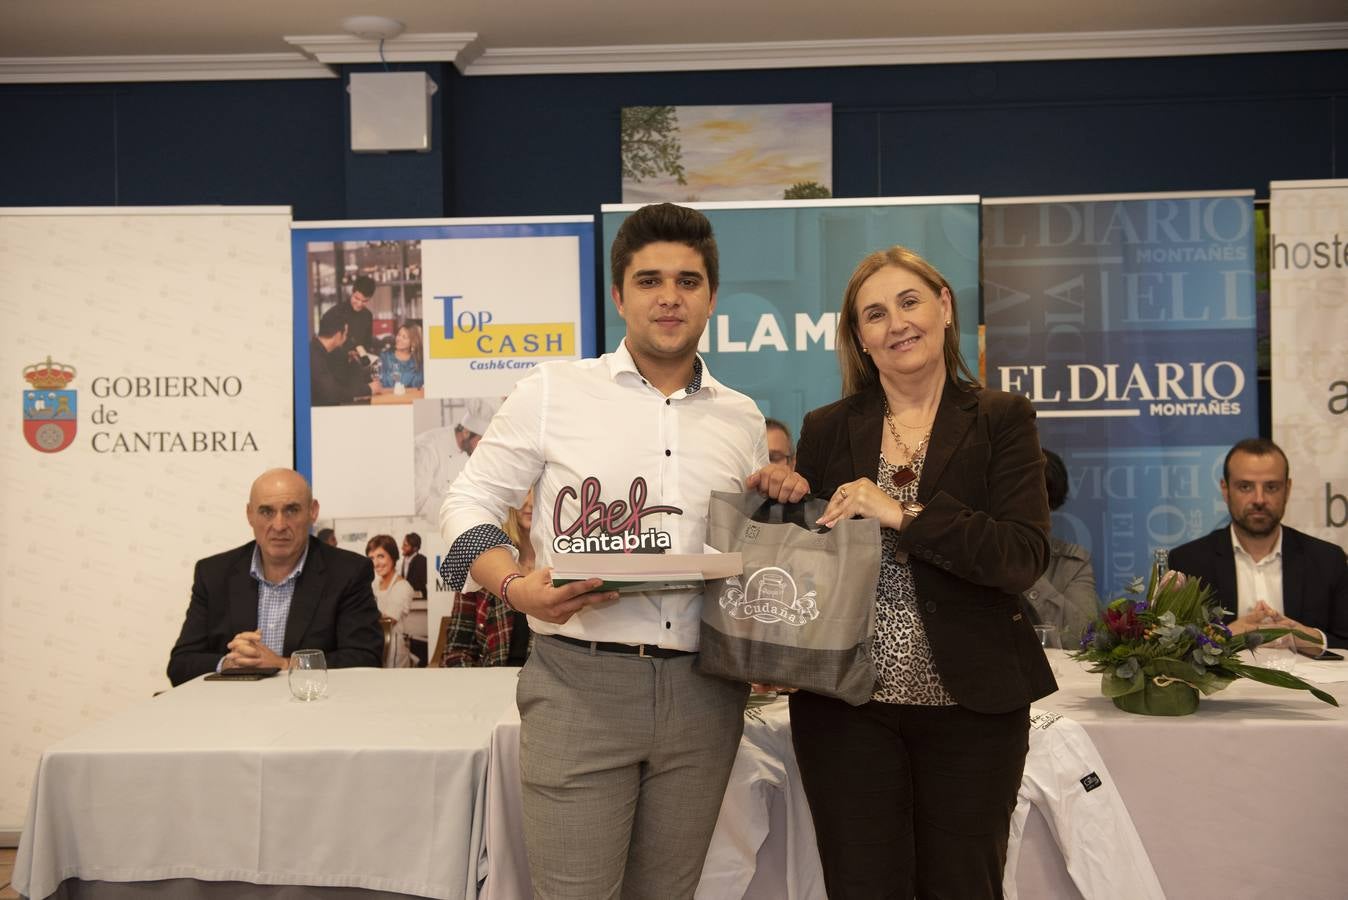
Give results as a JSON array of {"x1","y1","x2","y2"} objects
[
  {"x1": 983, "y1": 192, "x2": 1258, "y2": 597},
  {"x1": 602, "y1": 198, "x2": 981, "y2": 439}
]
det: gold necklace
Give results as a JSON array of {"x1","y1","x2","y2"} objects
[{"x1": 883, "y1": 398, "x2": 932, "y2": 470}]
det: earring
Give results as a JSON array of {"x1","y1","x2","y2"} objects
[
  {"x1": 862, "y1": 347, "x2": 870, "y2": 354},
  {"x1": 945, "y1": 320, "x2": 952, "y2": 327}
]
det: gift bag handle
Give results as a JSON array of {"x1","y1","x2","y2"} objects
[{"x1": 748, "y1": 494, "x2": 830, "y2": 531}]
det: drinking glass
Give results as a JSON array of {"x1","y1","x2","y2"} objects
[
  {"x1": 1252, "y1": 634, "x2": 1300, "y2": 674},
  {"x1": 1033, "y1": 624, "x2": 1061, "y2": 674},
  {"x1": 289, "y1": 649, "x2": 328, "y2": 701}
]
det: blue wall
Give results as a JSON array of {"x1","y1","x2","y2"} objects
[{"x1": 2, "y1": 51, "x2": 1344, "y2": 219}]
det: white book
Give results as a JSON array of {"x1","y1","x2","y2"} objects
[{"x1": 551, "y1": 552, "x2": 743, "y2": 593}]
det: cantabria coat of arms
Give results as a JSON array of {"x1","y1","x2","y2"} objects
[
  {"x1": 719, "y1": 566, "x2": 819, "y2": 627},
  {"x1": 22, "y1": 356, "x2": 77, "y2": 453}
]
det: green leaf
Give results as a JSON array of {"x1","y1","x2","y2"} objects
[
  {"x1": 1226, "y1": 661, "x2": 1340, "y2": 706},
  {"x1": 1102, "y1": 670, "x2": 1143, "y2": 698}
]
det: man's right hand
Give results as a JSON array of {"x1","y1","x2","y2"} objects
[{"x1": 505, "y1": 569, "x2": 618, "y2": 625}]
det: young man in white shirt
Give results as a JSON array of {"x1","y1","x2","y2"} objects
[{"x1": 440, "y1": 203, "x2": 805, "y2": 899}]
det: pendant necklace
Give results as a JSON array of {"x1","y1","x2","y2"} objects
[{"x1": 883, "y1": 397, "x2": 932, "y2": 489}]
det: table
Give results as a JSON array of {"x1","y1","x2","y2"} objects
[
  {"x1": 16, "y1": 658, "x2": 1347, "y2": 900},
  {"x1": 481, "y1": 653, "x2": 1348, "y2": 900},
  {"x1": 1020, "y1": 651, "x2": 1348, "y2": 900},
  {"x1": 14, "y1": 668, "x2": 521, "y2": 900},
  {"x1": 370, "y1": 388, "x2": 425, "y2": 405}
]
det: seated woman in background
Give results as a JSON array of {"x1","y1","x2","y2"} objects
[
  {"x1": 378, "y1": 323, "x2": 424, "y2": 390},
  {"x1": 441, "y1": 491, "x2": 534, "y2": 666},
  {"x1": 367, "y1": 533, "x2": 417, "y2": 667},
  {"x1": 1021, "y1": 449, "x2": 1099, "y2": 648}
]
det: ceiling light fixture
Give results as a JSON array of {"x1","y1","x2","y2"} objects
[{"x1": 341, "y1": 16, "x2": 406, "y2": 41}]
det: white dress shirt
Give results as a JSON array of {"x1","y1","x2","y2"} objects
[
  {"x1": 440, "y1": 341, "x2": 767, "y2": 650},
  {"x1": 1230, "y1": 525, "x2": 1284, "y2": 617}
]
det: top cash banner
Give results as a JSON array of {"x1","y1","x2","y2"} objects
[{"x1": 983, "y1": 192, "x2": 1258, "y2": 596}]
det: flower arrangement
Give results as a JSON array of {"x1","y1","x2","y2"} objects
[{"x1": 1071, "y1": 565, "x2": 1339, "y2": 716}]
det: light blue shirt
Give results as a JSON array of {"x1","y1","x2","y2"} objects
[{"x1": 249, "y1": 543, "x2": 310, "y2": 655}]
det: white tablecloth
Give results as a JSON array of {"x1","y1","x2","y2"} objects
[
  {"x1": 14, "y1": 668, "x2": 522, "y2": 900},
  {"x1": 483, "y1": 653, "x2": 1348, "y2": 900},
  {"x1": 16, "y1": 657, "x2": 1347, "y2": 900},
  {"x1": 1019, "y1": 651, "x2": 1348, "y2": 900}
]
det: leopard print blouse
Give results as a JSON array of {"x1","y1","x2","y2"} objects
[{"x1": 871, "y1": 453, "x2": 955, "y2": 706}]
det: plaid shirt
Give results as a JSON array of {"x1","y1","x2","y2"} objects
[
  {"x1": 249, "y1": 543, "x2": 308, "y2": 656},
  {"x1": 441, "y1": 590, "x2": 514, "y2": 667}
]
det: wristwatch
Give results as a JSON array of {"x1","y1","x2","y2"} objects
[{"x1": 900, "y1": 500, "x2": 924, "y2": 520}]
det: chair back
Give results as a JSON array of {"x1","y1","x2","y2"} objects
[
  {"x1": 427, "y1": 615, "x2": 451, "y2": 668},
  {"x1": 379, "y1": 616, "x2": 396, "y2": 668}
]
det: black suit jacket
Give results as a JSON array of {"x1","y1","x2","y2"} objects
[
  {"x1": 404, "y1": 552, "x2": 428, "y2": 597},
  {"x1": 795, "y1": 380, "x2": 1056, "y2": 713},
  {"x1": 1170, "y1": 525, "x2": 1348, "y2": 649},
  {"x1": 167, "y1": 536, "x2": 384, "y2": 686}
]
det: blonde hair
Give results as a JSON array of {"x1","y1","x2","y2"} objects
[
  {"x1": 398, "y1": 323, "x2": 423, "y2": 368},
  {"x1": 835, "y1": 246, "x2": 980, "y2": 397},
  {"x1": 503, "y1": 489, "x2": 534, "y2": 549}
]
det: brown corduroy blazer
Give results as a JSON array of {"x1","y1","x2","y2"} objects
[{"x1": 795, "y1": 379, "x2": 1057, "y2": 713}]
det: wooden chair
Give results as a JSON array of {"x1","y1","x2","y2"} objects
[
  {"x1": 427, "y1": 615, "x2": 451, "y2": 668},
  {"x1": 379, "y1": 616, "x2": 397, "y2": 668}
]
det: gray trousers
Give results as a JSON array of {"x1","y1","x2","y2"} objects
[{"x1": 516, "y1": 635, "x2": 749, "y2": 900}]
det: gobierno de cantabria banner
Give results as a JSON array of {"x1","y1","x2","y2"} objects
[
  {"x1": 1270, "y1": 180, "x2": 1348, "y2": 554},
  {"x1": 0, "y1": 207, "x2": 295, "y2": 830}
]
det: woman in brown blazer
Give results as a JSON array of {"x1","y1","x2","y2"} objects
[{"x1": 790, "y1": 246, "x2": 1056, "y2": 899}]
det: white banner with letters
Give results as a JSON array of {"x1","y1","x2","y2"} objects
[
  {"x1": 0, "y1": 207, "x2": 294, "y2": 830},
  {"x1": 1270, "y1": 180, "x2": 1348, "y2": 552}
]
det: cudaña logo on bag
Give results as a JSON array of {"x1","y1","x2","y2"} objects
[{"x1": 720, "y1": 566, "x2": 818, "y2": 627}]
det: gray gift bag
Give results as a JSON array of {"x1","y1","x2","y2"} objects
[{"x1": 697, "y1": 490, "x2": 881, "y2": 705}]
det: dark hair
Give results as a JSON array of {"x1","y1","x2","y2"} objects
[
  {"x1": 1043, "y1": 449, "x2": 1069, "y2": 511},
  {"x1": 316, "y1": 527, "x2": 336, "y2": 543},
  {"x1": 610, "y1": 203, "x2": 719, "y2": 294},
  {"x1": 764, "y1": 417, "x2": 792, "y2": 441},
  {"x1": 404, "y1": 532, "x2": 421, "y2": 551},
  {"x1": 836, "y1": 246, "x2": 978, "y2": 397},
  {"x1": 353, "y1": 275, "x2": 376, "y2": 298},
  {"x1": 365, "y1": 533, "x2": 399, "y2": 562},
  {"x1": 1222, "y1": 438, "x2": 1289, "y2": 483},
  {"x1": 317, "y1": 306, "x2": 348, "y2": 339}
]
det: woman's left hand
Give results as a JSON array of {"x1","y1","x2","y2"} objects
[{"x1": 817, "y1": 478, "x2": 904, "y2": 530}]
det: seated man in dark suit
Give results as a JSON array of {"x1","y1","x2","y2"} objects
[
  {"x1": 167, "y1": 468, "x2": 383, "y2": 686},
  {"x1": 401, "y1": 532, "x2": 428, "y2": 597},
  {"x1": 1170, "y1": 438, "x2": 1348, "y2": 653}
]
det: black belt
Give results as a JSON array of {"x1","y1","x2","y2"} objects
[{"x1": 548, "y1": 634, "x2": 694, "y2": 659}]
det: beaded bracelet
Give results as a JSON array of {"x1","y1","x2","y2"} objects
[{"x1": 499, "y1": 572, "x2": 524, "y2": 610}]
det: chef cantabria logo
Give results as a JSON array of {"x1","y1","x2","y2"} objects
[
  {"x1": 22, "y1": 356, "x2": 77, "y2": 453},
  {"x1": 719, "y1": 566, "x2": 819, "y2": 627}
]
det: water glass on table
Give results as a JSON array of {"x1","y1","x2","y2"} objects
[
  {"x1": 289, "y1": 649, "x2": 328, "y2": 701},
  {"x1": 1033, "y1": 624, "x2": 1061, "y2": 673}
]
